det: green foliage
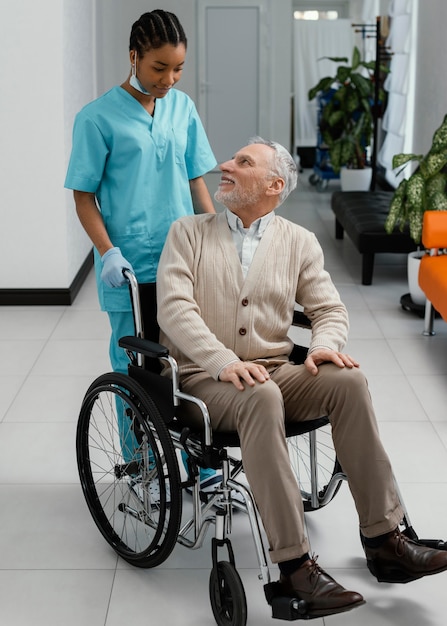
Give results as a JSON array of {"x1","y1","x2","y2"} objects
[
  {"x1": 384, "y1": 114, "x2": 447, "y2": 243},
  {"x1": 308, "y1": 46, "x2": 387, "y2": 172}
]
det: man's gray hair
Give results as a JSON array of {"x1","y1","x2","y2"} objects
[{"x1": 248, "y1": 136, "x2": 298, "y2": 205}]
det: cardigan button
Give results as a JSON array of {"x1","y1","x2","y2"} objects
[
  {"x1": 239, "y1": 327, "x2": 247, "y2": 336},
  {"x1": 241, "y1": 298, "x2": 249, "y2": 306}
]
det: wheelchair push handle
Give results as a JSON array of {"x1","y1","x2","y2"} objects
[{"x1": 122, "y1": 268, "x2": 144, "y2": 339}]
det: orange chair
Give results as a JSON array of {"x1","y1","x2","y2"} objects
[{"x1": 418, "y1": 211, "x2": 447, "y2": 335}]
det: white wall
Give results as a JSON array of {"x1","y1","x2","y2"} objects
[
  {"x1": 0, "y1": 0, "x2": 94, "y2": 290},
  {"x1": 63, "y1": 0, "x2": 97, "y2": 287},
  {"x1": 2, "y1": 0, "x2": 444, "y2": 293},
  {"x1": 269, "y1": 1, "x2": 294, "y2": 149},
  {"x1": 0, "y1": 0, "x2": 291, "y2": 293},
  {"x1": 94, "y1": 0, "x2": 292, "y2": 206},
  {"x1": 412, "y1": 1, "x2": 447, "y2": 153},
  {"x1": 95, "y1": 0, "x2": 200, "y2": 103},
  {"x1": 95, "y1": 0, "x2": 292, "y2": 149}
]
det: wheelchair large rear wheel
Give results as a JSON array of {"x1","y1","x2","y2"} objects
[
  {"x1": 288, "y1": 422, "x2": 344, "y2": 511},
  {"x1": 76, "y1": 372, "x2": 182, "y2": 568}
]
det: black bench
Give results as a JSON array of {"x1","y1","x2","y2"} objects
[{"x1": 331, "y1": 190, "x2": 417, "y2": 285}]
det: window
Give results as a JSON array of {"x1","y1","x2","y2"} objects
[
  {"x1": 292, "y1": 0, "x2": 349, "y2": 20},
  {"x1": 293, "y1": 10, "x2": 338, "y2": 20}
]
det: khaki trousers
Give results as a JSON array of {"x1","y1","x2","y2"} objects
[{"x1": 180, "y1": 362, "x2": 404, "y2": 563}]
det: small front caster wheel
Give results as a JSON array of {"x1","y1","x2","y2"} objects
[
  {"x1": 316, "y1": 178, "x2": 328, "y2": 191},
  {"x1": 209, "y1": 561, "x2": 247, "y2": 626}
]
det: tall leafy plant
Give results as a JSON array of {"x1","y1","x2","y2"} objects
[
  {"x1": 385, "y1": 114, "x2": 447, "y2": 244},
  {"x1": 308, "y1": 46, "x2": 385, "y2": 172}
]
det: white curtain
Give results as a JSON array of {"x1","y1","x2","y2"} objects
[
  {"x1": 293, "y1": 19, "x2": 354, "y2": 148},
  {"x1": 378, "y1": 0, "x2": 414, "y2": 187}
]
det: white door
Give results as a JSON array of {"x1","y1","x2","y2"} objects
[{"x1": 197, "y1": 0, "x2": 271, "y2": 164}]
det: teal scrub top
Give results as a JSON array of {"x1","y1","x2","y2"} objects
[{"x1": 65, "y1": 86, "x2": 217, "y2": 312}]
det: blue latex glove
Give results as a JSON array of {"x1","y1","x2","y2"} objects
[{"x1": 100, "y1": 247, "x2": 134, "y2": 287}]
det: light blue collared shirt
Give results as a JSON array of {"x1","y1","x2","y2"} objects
[{"x1": 225, "y1": 208, "x2": 274, "y2": 278}]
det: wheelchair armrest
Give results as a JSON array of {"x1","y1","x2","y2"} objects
[
  {"x1": 292, "y1": 310, "x2": 311, "y2": 329},
  {"x1": 118, "y1": 335, "x2": 169, "y2": 359}
]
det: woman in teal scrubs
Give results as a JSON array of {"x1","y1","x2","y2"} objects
[{"x1": 65, "y1": 10, "x2": 218, "y2": 484}]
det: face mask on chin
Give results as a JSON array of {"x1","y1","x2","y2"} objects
[{"x1": 130, "y1": 52, "x2": 151, "y2": 95}]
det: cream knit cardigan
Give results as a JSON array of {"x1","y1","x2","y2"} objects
[{"x1": 156, "y1": 212, "x2": 349, "y2": 380}]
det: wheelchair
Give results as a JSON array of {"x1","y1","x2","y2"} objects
[{"x1": 76, "y1": 270, "x2": 447, "y2": 625}]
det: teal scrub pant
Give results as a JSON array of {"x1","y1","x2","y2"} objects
[
  {"x1": 107, "y1": 310, "x2": 215, "y2": 480},
  {"x1": 108, "y1": 311, "x2": 143, "y2": 463}
]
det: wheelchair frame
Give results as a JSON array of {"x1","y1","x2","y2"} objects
[{"x1": 76, "y1": 270, "x2": 447, "y2": 625}]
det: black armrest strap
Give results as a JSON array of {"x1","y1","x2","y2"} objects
[{"x1": 118, "y1": 335, "x2": 169, "y2": 359}]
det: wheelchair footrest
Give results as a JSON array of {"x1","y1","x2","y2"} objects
[
  {"x1": 402, "y1": 526, "x2": 447, "y2": 551},
  {"x1": 264, "y1": 583, "x2": 310, "y2": 621},
  {"x1": 417, "y1": 538, "x2": 447, "y2": 551}
]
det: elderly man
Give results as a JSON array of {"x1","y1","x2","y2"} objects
[{"x1": 156, "y1": 137, "x2": 447, "y2": 618}]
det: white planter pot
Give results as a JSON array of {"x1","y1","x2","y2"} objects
[
  {"x1": 407, "y1": 250, "x2": 426, "y2": 306},
  {"x1": 340, "y1": 167, "x2": 372, "y2": 191}
]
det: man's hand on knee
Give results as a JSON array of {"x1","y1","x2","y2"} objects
[
  {"x1": 219, "y1": 361, "x2": 270, "y2": 391},
  {"x1": 305, "y1": 348, "x2": 360, "y2": 376}
]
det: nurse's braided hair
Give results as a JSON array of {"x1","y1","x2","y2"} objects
[{"x1": 130, "y1": 10, "x2": 187, "y2": 55}]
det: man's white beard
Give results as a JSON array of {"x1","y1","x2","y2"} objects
[{"x1": 214, "y1": 185, "x2": 260, "y2": 208}]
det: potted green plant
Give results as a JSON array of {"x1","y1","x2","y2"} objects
[
  {"x1": 385, "y1": 113, "x2": 447, "y2": 244},
  {"x1": 308, "y1": 46, "x2": 386, "y2": 189},
  {"x1": 385, "y1": 113, "x2": 447, "y2": 306}
]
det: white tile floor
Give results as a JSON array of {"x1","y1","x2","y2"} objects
[{"x1": 1, "y1": 172, "x2": 447, "y2": 626}]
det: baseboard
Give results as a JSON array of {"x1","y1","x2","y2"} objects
[{"x1": 0, "y1": 250, "x2": 94, "y2": 306}]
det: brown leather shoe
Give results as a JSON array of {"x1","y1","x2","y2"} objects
[
  {"x1": 279, "y1": 557, "x2": 365, "y2": 618},
  {"x1": 364, "y1": 529, "x2": 447, "y2": 583}
]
